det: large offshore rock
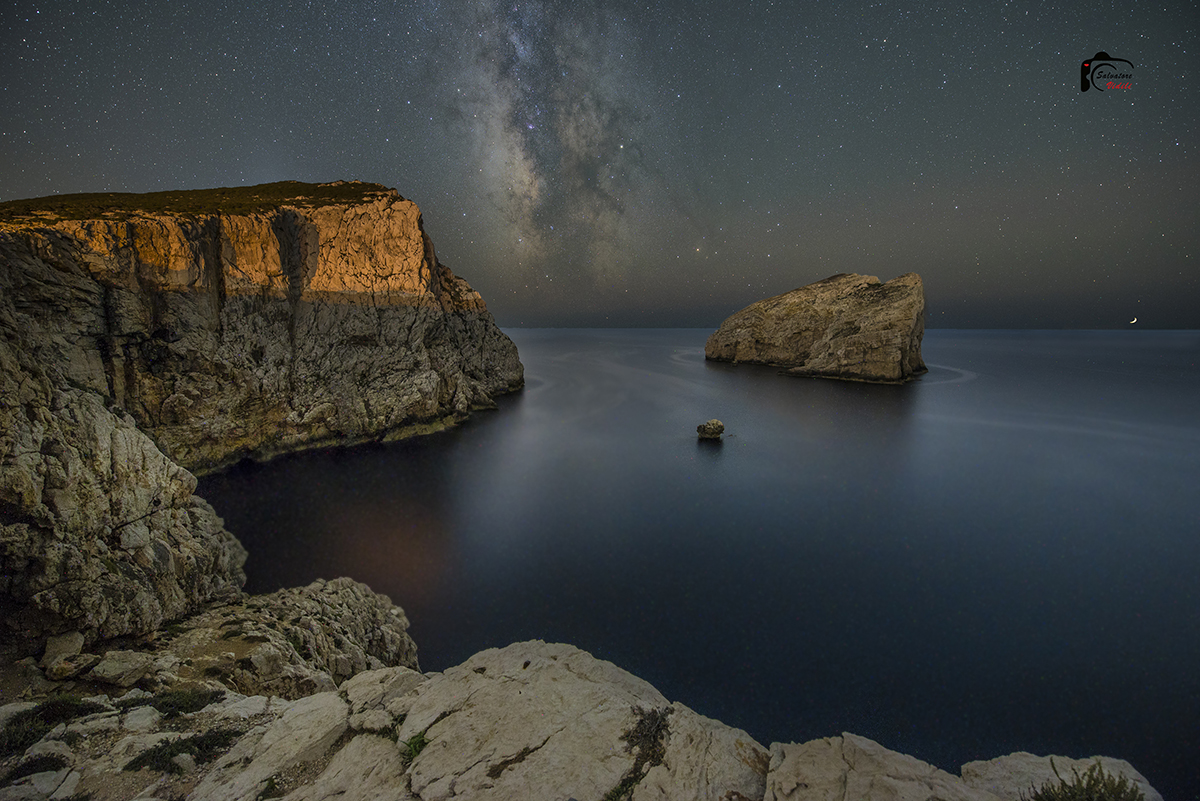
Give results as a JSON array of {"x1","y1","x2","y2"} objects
[
  {"x1": 0, "y1": 182, "x2": 520, "y2": 647},
  {"x1": 705, "y1": 272, "x2": 927, "y2": 383}
]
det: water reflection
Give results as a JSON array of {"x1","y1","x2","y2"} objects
[
  {"x1": 199, "y1": 436, "x2": 458, "y2": 611},
  {"x1": 196, "y1": 329, "x2": 1200, "y2": 799}
]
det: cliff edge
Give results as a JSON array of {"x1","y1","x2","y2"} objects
[{"x1": 0, "y1": 181, "x2": 521, "y2": 646}]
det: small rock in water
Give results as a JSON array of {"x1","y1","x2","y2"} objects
[{"x1": 697, "y1": 419, "x2": 725, "y2": 440}]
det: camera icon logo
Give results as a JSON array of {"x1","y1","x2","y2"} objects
[{"x1": 1081, "y1": 52, "x2": 1135, "y2": 92}]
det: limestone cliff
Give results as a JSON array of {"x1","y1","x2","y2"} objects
[
  {"x1": 0, "y1": 181, "x2": 521, "y2": 646},
  {"x1": 705, "y1": 272, "x2": 927, "y2": 383}
]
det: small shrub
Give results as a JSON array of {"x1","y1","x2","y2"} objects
[
  {"x1": 0, "y1": 697, "x2": 109, "y2": 757},
  {"x1": 148, "y1": 688, "x2": 226, "y2": 718},
  {"x1": 123, "y1": 728, "x2": 240, "y2": 773},
  {"x1": 257, "y1": 775, "x2": 285, "y2": 799},
  {"x1": 2, "y1": 753, "x2": 69, "y2": 785},
  {"x1": 1021, "y1": 759, "x2": 1146, "y2": 801},
  {"x1": 401, "y1": 731, "x2": 429, "y2": 760},
  {"x1": 115, "y1": 697, "x2": 151, "y2": 711}
]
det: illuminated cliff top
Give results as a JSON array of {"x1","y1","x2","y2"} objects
[{"x1": 0, "y1": 180, "x2": 397, "y2": 224}]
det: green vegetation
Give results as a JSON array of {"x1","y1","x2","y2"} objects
[
  {"x1": 257, "y1": 775, "x2": 285, "y2": 799},
  {"x1": 0, "y1": 180, "x2": 395, "y2": 224},
  {"x1": 401, "y1": 731, "x2": 429, "y2": 760},
  {"x1": 2, "y1": 753, "x2": 69, "y2": 785},
  {"x1": 0, "y1": 697, "x2": 109, "y2": 757},
  {"x1": 123, "y1": 728, "x2": 240, "y2": 773},
  {"x1": 1021, "y1": 759, "x2": 1146, "y2": 801},
  {"x1": 115, "y1": 688, "x2": 226, "y2": 718}
]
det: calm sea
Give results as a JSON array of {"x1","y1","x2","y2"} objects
[{"x1": 198, "y1": 329, "x2": 1200, "y2": 798}]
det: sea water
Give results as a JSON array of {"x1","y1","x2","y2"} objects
[{"x1": 198, "y1": 329, "x2": 1200, "y2": 797}]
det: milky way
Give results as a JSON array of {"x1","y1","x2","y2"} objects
[
  {"x1": 0, "y1": 1, "x2": 1196, "y2": 326},
  {"x1": 420, "y1": 0, "x2": 691, "y2": 298}
]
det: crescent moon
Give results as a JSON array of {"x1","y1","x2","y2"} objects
[{"x1": 1130, "y1": 317, "x2": 1137, "y2": 323}]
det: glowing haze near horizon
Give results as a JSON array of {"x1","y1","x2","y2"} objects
[{"x1": 1, "y1": 0, "x2": 1196, "y2": 328}]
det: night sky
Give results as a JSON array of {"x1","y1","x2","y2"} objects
[{"x1": 1, "y1": 1, "x2": 1196, "y2": 328}]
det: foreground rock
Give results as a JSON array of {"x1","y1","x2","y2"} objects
[
  {"x1": 6, "y1": 578, "x2": 416, "y2": 705},
  {"x1": 961, "y1": 751, "x2": 1163, "y2": 801},
  {"x1": 766, "y1": 734, "x2": 1000, "y2": 801},
  {"x1": 705, "y1": 272, "x2": 927, "y2": 383},
  {"x1": 0, "y1": 181, "x2": 522, "y2": 646},
  {"x1": 0, "y1": 641, "x2": 1160, "y2": 801}
]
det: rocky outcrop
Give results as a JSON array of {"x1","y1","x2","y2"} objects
[
  {"x1": 149, "y1": 577, "x2": 419, "y2": 699},
  {"x1": 961, "y1": 752, "x2": 1163, "y2": 801},
  {"x1": 0, "y1": 182, "x2": 520, "y2": 647},
  {"x1": 766, "y1": 734, "x2": 1001, "y2": 801},
  {"x1": 29, "y1": 577, "x2": 416, "y2": 701},
  {"x1": 705, "y1": 273, "x2": 927, "y2": 383},
  {"x1": 0, "y1": 641, "x2": 1161, "y2": 801}
]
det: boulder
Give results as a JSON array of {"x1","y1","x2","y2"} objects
[
  {"x1": 765, "y1": 733, "x2": 1002, "y2": 801},
  {"x1": 705, "y1": 273, "x2": 927, "y2": 383},
  {"x1": 397, "y1": 641, "x2": 769, "y2": 801},
  {"x1": 85, "y1": 650, "x2": 156, "y2": 688},
  {"x1": 696, "y1": 419, "x2": 725, "y2": 440},
  {"x1": 39, "y1": 632, "x2": 84, "y2": 670},
  {"x1": 190, "y1": 691, "x2": 349, "y2": 801},
  {"x1": 961, "y1": 751, "x2": 1164, "y2": 801}
]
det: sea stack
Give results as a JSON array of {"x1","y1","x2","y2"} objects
[{"x1": 704, "y1": 272, "x2": 927, "y2": 383}]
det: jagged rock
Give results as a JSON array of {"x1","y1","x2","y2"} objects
[
  {"x1": 281, "y1": 734, "x2": 409, "y2": 801},
  {"x1": 39, "y1": 633, "x2": 83, "y2": 671},
  {"x1": 0, "y1": 643, "x2": 1163, "y2": 801},
  {"x1": 0, "y1": 342, "x2": 248, "y2": 646},
  {"x1": 765, "y1": 733, "x2": 1003, "y2": 801},
  {"x1": 189, "y1": 691, "x2": 349, "y2": 801},
  {"x1": 960, "y1": 752, "x2": 1164, "y2": 801},
  {"x1": 341, "y1": 666, "x2": 425, "y2": 731},
  {"x1": 44, "y1": 652, "x2": 100, "y2": 682},
  {"x1": 121, "y1": 706, "x2": 161, "y2": 732},
  {"x1": 705, "y1": 273, "x2": 927, "y2": 383},
  {"x1": 0, "y1": 182, "x2": 519, "y2": 648},
  {"x1": 150, "y1": 577, "x2": 418, "y2": 699},
  {"x1": 398, "y1": 641, "x2": 769, "y2": 801},
  {"x1": 696, "y1": 419, "x2": 724, "y2": 440},
  {"x1": 85, "y1": 650, "x2": 156, "y2": 688}
]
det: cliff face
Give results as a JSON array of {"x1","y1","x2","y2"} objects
[
  {"x1": 3, "y1": 189, "x2": 522, "y2": 474},
  {"x1": 705, "y1": 273, "x2": 927, "y2": 383},
  {"x1": 0, "y1": 184, "x2": 521, "y2": 645}
]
